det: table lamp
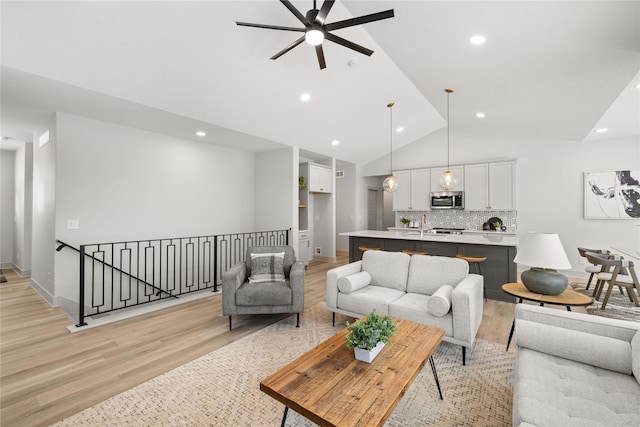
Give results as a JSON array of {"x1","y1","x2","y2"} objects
[{"x1": 513, "y1": 232, "x2": 572, "y2": 295}]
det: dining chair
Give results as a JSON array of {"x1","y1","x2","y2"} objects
[
  {"x1": 577, "y1": 247, "x2": 609, "y2": 291},
  {"x1": 585, "y1": 252, "x2": 640, "y2": 310}
]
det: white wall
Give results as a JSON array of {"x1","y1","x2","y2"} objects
[
  {"x1": 336, "y1": 161, "x2": 357, "y2": 252},
  {"x1": 1, "y1": 150, "x2": 15, "y2": 268},
  {"x1": 361, "y1": 126, "x2": 640, "y2": 277},
  {"x1": 31, "y1": 119, "x2": 57, "y2": 304},
  {"x1": 254, "y1": 147, "x2": 297, "y2": 247},
  {"x1": 13, "y1": 143, "x2": 33, "y2": 274},
  {"x1": 53, "y1": 113, "x2": 258, "y2": 305}
]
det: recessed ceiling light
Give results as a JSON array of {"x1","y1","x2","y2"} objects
[
  {"x1": 196, "y1": 131, "x2": 206, "y2": 137},
  {"x1": 595, "y1": 128, "x2": 608, "y2": 133},
  {"x1": 635, "y1": 83, "x2": 640, "y2": 89},
  {"x1": 301, "y1": 93, "x2": 311, "y2": 102},
  {"x1": 396, "y1": 127, "x2": 404, "y2": 133},
  {"x1": 331, "y1": 140, "x2": 339, "y2": 146},
  {"x1": 476, "y1": 112, "x2": 486, "y2": 118},
  {"x1": 470, "y1": 35, "x2": 486, "y2": 45}
]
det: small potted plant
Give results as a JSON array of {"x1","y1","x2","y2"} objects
[
  {"x1": 298, "y1": 176, "x2": 307, "y2": 191},
  {"x1": 346, "y1": 311, "x2": 398, "y2": 363},
  {"x1": 399, "y1": 217, "x2": 411, "y2": 228}
]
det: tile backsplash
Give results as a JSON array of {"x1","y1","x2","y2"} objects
[{"x1": 395, "y1": 210, "x2": 517, "y2": 232}]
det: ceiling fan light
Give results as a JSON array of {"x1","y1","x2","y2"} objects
[{"x1": 305, "y1": 29, "x2": 324, "y2": 46}]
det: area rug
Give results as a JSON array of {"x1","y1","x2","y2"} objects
[
  {"x1": 54, "y1": 303, "x2": 516, "y2": 427},
  {"x1": 571, "y1": 282, "x2": 640, "y2": 322}
]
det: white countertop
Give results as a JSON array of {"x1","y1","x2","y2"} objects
[
  {"x1": 387, "y1": 227, "x2": 516, "y2": 236},
  {"x1": 342, "y1": 230, "x2": 518, "y2": 247}
]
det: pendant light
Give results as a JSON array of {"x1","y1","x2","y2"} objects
[
  {"x1": 383, "y1": 102, "x2": 399, "y2": 192},
  {"x1": 439, "y1": 89, "x2": 458, "y2": 191}
]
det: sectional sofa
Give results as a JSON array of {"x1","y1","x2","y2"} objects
[{"x1": 513, "y1": 304, "x2": 640, "y2": 426}]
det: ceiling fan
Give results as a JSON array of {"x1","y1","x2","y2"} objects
[{"x1": 236, "y1": 0, "x2": 394, "y2": 70}]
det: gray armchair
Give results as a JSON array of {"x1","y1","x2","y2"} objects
[{"x1": 221, "y1": 245, "x2": 304, "y2": 330}]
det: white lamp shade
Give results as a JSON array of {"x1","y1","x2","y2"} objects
[
  {"x1": 513, "y1": 233, "x2": 571, "y2": 270},
  {"x1": 305, "y1": 29, "x2": 324, "y2": 46}
]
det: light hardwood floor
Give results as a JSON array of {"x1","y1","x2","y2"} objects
[{"x1": 0, "y1": 256, "x2": 521, "y2": 426}]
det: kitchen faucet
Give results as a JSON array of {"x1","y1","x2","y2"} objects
[{"x1": 419, "y1": 213, "x2": 426, "y2": 237}]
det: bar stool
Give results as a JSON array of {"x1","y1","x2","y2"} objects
[
  {"x1": 456, "y1": 254, "x2": 488, "y2": 301},
  {"x1": 358, "y1": 246, "x2": 380, "y2": 252},
  {"x1": 402, "y1": 249, "x2": 428, "y2": 256}
]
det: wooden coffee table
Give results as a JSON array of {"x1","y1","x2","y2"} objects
[
  {"x1": 260, "y1": 319, "x2": 445, "y2": 427},
  {"x1": 502, "y1": 282, "x2": 593, "y2": 350}
]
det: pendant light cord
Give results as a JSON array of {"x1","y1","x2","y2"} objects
[
  {"x1": 446, "y1": 89, "x2": 452, "y2": 171},
  {"x1": 388, "y1": 102, "x2": 394, "y2": 174}
]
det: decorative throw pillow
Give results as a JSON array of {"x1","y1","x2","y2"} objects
[
  {"x1": 249, "y1": 252, "x2": 285, "y2": 283},
  {"x1": 338, "y1": 271, "x2": 372, "y2": 294},
  {"x1": 428, "y1": 285, "x2": 454, "y2": 317}
]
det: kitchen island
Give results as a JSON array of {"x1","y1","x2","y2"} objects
[{"x1": 341, "y1": 230, "x2": 518, "y2": 302}]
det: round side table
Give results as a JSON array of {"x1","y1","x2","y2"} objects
[{"x1": 502, "y1": 282, "x2": 593, "y2": 351}]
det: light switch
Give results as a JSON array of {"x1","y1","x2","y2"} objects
[{"x1": 67, "y1": 219, "x2": 80, "y2": 230}]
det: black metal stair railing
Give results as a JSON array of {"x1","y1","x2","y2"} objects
[{"x1": 57, "y1": 228, "x2": 289, "y2": 327}]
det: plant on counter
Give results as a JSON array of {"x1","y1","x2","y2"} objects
[
  {"x1": 346, "y1": 311, "x2": 398, "y2": 351},
  {"x1": 399, "y1": 217, "x2": 411, "y2": 227}
]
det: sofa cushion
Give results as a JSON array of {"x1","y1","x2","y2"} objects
[
  {"x1": 248, "y1": 252, "x2": 285, "y2": 283},
  {"x1": 513, "y1": 348, "x2": 640, "y2": 426},
  {"x1": 428, "y1": 285, "x2": 453, "y2": 317},
  {"x1": 632, "y1": 331, "x2": 640, "y2": 386},
  {"x1": 406, "y1": 255, "x2": 468, "y2": 295},
  {"x1": 337, "y1": 285, "x2": 405, "y2": 316},
  {"x1": 338, "y1": 271, "x2": 372, "y2": 294},
  {"x1": 362, "y1": 250, "x2": 411, "y2": 292},
  {"x1": 516, "y1": 318, "x2": 633, "y2": 374},
  {"x1": 389, "y1": 293, "x2": 453, "y2": 337},
  {"x1": 236, "y1": 281, "x2": 292, "y2": 306}
]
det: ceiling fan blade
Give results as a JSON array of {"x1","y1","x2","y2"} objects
[
  {"x1": 236, "y1": 21, "x2": 304, "y2": 32},
  {"x1": 316, "y1": 0, "x2": 335, "y2": 24},
  {"x1": 325, "y1": 32, "x2": 374, "y2": 56},
  {"x1": 270, "y1": 36, "x2": 305, "y2": 60},
  {"x1": 315, "y1": 45, "x2": 327, "y2": 69},
  {"x1": 280, "y1": 0, "x2": 310, "y2": 25},
  {"x1": 325, "y1": 9, "x2": 394, "y2": 32}
]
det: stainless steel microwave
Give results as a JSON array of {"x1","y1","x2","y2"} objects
[{"x1": 430, "y1": 191, "x2": 465, "y2": 210}]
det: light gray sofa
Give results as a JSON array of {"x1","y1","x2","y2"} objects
[
  {"x1": 327, "y1": 250, "x2": 484, "y2": 364},
  {"x1": 513, "y1": 304, "x2": 640, "y2": 426},
  {"x1": 221, "y1": 246, "x2": 304, "y2": 330}
]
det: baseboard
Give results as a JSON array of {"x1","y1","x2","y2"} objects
[
  {"x1": 30, "y1": 278, "x2": 54, "y2": 306},
  {"x1": 13, "y1": 264, "x2": 31, "y2": 277}
]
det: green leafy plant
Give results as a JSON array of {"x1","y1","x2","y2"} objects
[
  {"x1": 298, "y1": 176, "x2": 307, "y2": 190},
  {"x1": 399, "y1": 217, "x2": 411, "y2": 225},
  {"x1": 346, "y1": 311, "x2": 398, "y2": 351}
]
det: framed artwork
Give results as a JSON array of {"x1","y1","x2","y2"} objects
[{"x1": 584, "y1": 170, "x2": 640, "y2": 219}]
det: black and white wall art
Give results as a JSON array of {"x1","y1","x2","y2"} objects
[{"x1": 584, "y1": 170, "x2": 640, "y2": 219}]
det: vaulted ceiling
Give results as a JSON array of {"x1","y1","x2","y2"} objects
[{"x1": 2, "y1": 1, "x2": 639, "y2": 164}]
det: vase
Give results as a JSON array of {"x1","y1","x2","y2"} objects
[{"x1": 354, "y1": 341, "x2": 385, "y2": 363}]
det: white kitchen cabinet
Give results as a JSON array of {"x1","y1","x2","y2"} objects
[
  {"x1": 309, "y1": 163, "x2": 333, "y2": 193},
  {"x1": 391, "y1": 170, "x2": 411, "y2": 210},
  {"x1": 430, "y1": 166, "x2": 464, "y2": 192},
  {"x1": 298, "y1": 230, "x2": 311, "y2": 266},
  {"x1": 392, "y1": 169, "x2": 430, "y2": 211},
  {"x1": 488, "y1": 161, "x2": 516, "y2": 210},
  {"x1": 410, "y1": 168, "x2": 431, "y2": 210},
  {"x1": 464, "y1": 161, "x2": 516, "y2": 210},
  {"x1": 464, "y1": 164, "x2": 489, "y2": 210}
]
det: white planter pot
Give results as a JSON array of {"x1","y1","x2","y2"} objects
[{"x1": 354, "y1": 341, "x2": 385, "y2": 363}]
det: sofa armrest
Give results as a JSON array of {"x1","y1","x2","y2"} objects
[
  {"x1": 451, "y1": 273, "x2": 483, "y2": 346},
  {"x1": 326, "y1": 261, "x2": 363, "y2": 310},
  {"x1": 290, "y1": 261, "x2": 305, "y2": 312},
  {"x1": 221, "y1": 261, "x2": 247, "y2": 315},
  {"x1": 515, "y1": 304, "x2": 639, "y2": 374}
]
